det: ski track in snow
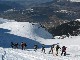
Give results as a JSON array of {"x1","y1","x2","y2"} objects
[
  {"x1": 2, "y1": 49, "x2": 47, "y2": 60},
  {"x1": 0, "y1": 48, "x2": 80, "y2": 60}
]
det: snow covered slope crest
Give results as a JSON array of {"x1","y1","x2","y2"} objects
[
  {"x1": 0, "y1": 18, "x2": 15, "y2": 24},
  {"x1": 0, "y1": 22, "x2": 52, "y2": 39},
  {"x1": 0, "y1": 21, "x2": 52, "y2": 48}
]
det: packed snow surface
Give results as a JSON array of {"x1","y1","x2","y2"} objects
[
  {"x1": 0, "y1": 36, "x2": 80, "y2": 60},
  {"x1": 0, "y1": 18, "x2": 80, "y2": 60}
]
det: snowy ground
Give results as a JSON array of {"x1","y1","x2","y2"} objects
[
  {"x1": 0, "y1": 43, "x2": 80, "y2": 60},
  {"x1": 0, "y1": 18, "x2": 80, "y2": 60}
]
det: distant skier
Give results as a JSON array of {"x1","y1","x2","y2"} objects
[
  {"x1": 56, "y1": 43, "x2": 61, "y2": 56},
  {"x1": 24, "y1": 42, "x2": 27, "y2": 50},
  {"x1": 49, "y1": 44, "x2": 55, "y2": 54},
  {"x1": 21, "y1": 42, "x2": 27, "y2": 50},
  {"x1": 42, "y1": 44, "x2": 45, "y2": 53},
  {"x1": 21, "y1": 42, "x2": 24, "y2": 50},
  {"x1": 11, "y1": 42, "x2": 14, "y2": 48},
  {"x1": 34, "y1": 44, "x2": 38, "y2": 52},
  {"x1": 61, "y1": 46, "x2": 67, "y2": 56},
  {"x1": 14, "y1": 43, "x2": 18, "y2": 49}
]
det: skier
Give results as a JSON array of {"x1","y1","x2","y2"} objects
[
  {"x1": 34, "y1": 44, "x2": 38, "y2": 52},
  {"x1": 11, "y1": 42, "x2": 14, "y2": 48},
  {"x1": 21, "y1": 42, "x2": 27, "y2": 50},
  {"x1": 14, "y1": 43, "x2": 18, "y2": 49},
  {"x1": 24, "y1": 42, "x2": 27, "y2": 50},
  {"x1": 42, "y1": 44, "x2": 45, "y2": 53},
  {"x1": 61, "y1": 46, "x2": 67, "y2": 56},
  {"x1": 21, "y1": 42, "x2": 24, "y2": 50},
  {"x1": 56, "y1": 43, "x2": 61, "y2": 56},
  {"x1": 49, "y1": 44, "x2": 55, "y2": 54}
]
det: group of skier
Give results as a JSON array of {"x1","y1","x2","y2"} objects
[
  {"x1": 49, "y1": 43, "x2": 67, "y2": 56},
  {"x1": 11, "y1": 42, "x2": 27, "y2": 50},
  {"x1": 11, "y1": 42, "x2": 67, "y2": 56},
  {"x1": 11, "y1": 42, "x2": 18, "y2": 49},
  {"x1": 34, "y1": 44, "x2": 45, "y2": 53}
]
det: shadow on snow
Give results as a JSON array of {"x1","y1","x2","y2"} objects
[{"x1": 0, "y1": 28, "x2": 51, "y2": 49}]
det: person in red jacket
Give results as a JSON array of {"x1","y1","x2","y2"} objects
[
  {"x1": 21, "y1": 42, "x2": 27, "y2": 50},
  {"x1": 61, "y1": 46, "x2": 67, "y2": 56}
]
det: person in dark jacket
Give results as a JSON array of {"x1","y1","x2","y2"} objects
[
  {"x1": 56, "y1": 43, "x2": 61, "y2": 56},
  {"x1": 24, "y1": 42, "x2": 27, "y2": 50},
  {"x1": 42, "y1": 44, "x2": 45, "y2": 53},
  {"x1": 14, "y1": 43, "x2": 18, "y2": 49},
  {"x1": 11, "y1": 42, "x2": 14, "y2": 48},
  {"x1": 34, "y1": 44, "x2": 38, "y2": 52},
  {"x1": 21, "y1": 42, "x2": 24, "y2": 50},
  {"x1": 61, "y1": 46, "x2": 67, "y2": 56},
  {"x1": 49, "y1": 44, "x2": 55, "y2": 54}
]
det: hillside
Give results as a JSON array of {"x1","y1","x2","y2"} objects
[
  {"x1": 0, "y1": 18, "x2": 53, "y2": 48},
  {"x1": 0, "y1": 1, "x2": 24, "y2": 12},
  {"x1": 0, "y1": 1, "x2": 80, "y2": 60},
  {"x1": 0, "y1": 0, "x2": 53, "y2": 9},
  {"x1": 0, "y1": 20, "x2": 80, "y2": 60},
  {"x1": 0, "y1": 0, "x2": 80, "y2": 36},
  {"x1": 0, "y1": 0, "x2": 80, "y2": 30},
  {"x1": 0, "y1": 18, "x2": 80, "y2": 60},
  {"x1": 49, "y1": 20, "x2": 80, "y2": 36}
]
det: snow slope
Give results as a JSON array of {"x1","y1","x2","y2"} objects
[
  {"x1": 0, "y1": 20, "x2": 52, "y2": 48},
  {"x1": 0, "y1": 22, "x2": 52, "y2": 40},
  {"x1": 0, "y1": 36, "x2": 80, "y2": 60},
  {"x1": 0, "y1": 18, "x2": 15, "y2": 24},
  {"x1": 0, "y1": 18, "x2": 80, "y2": 60}
]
